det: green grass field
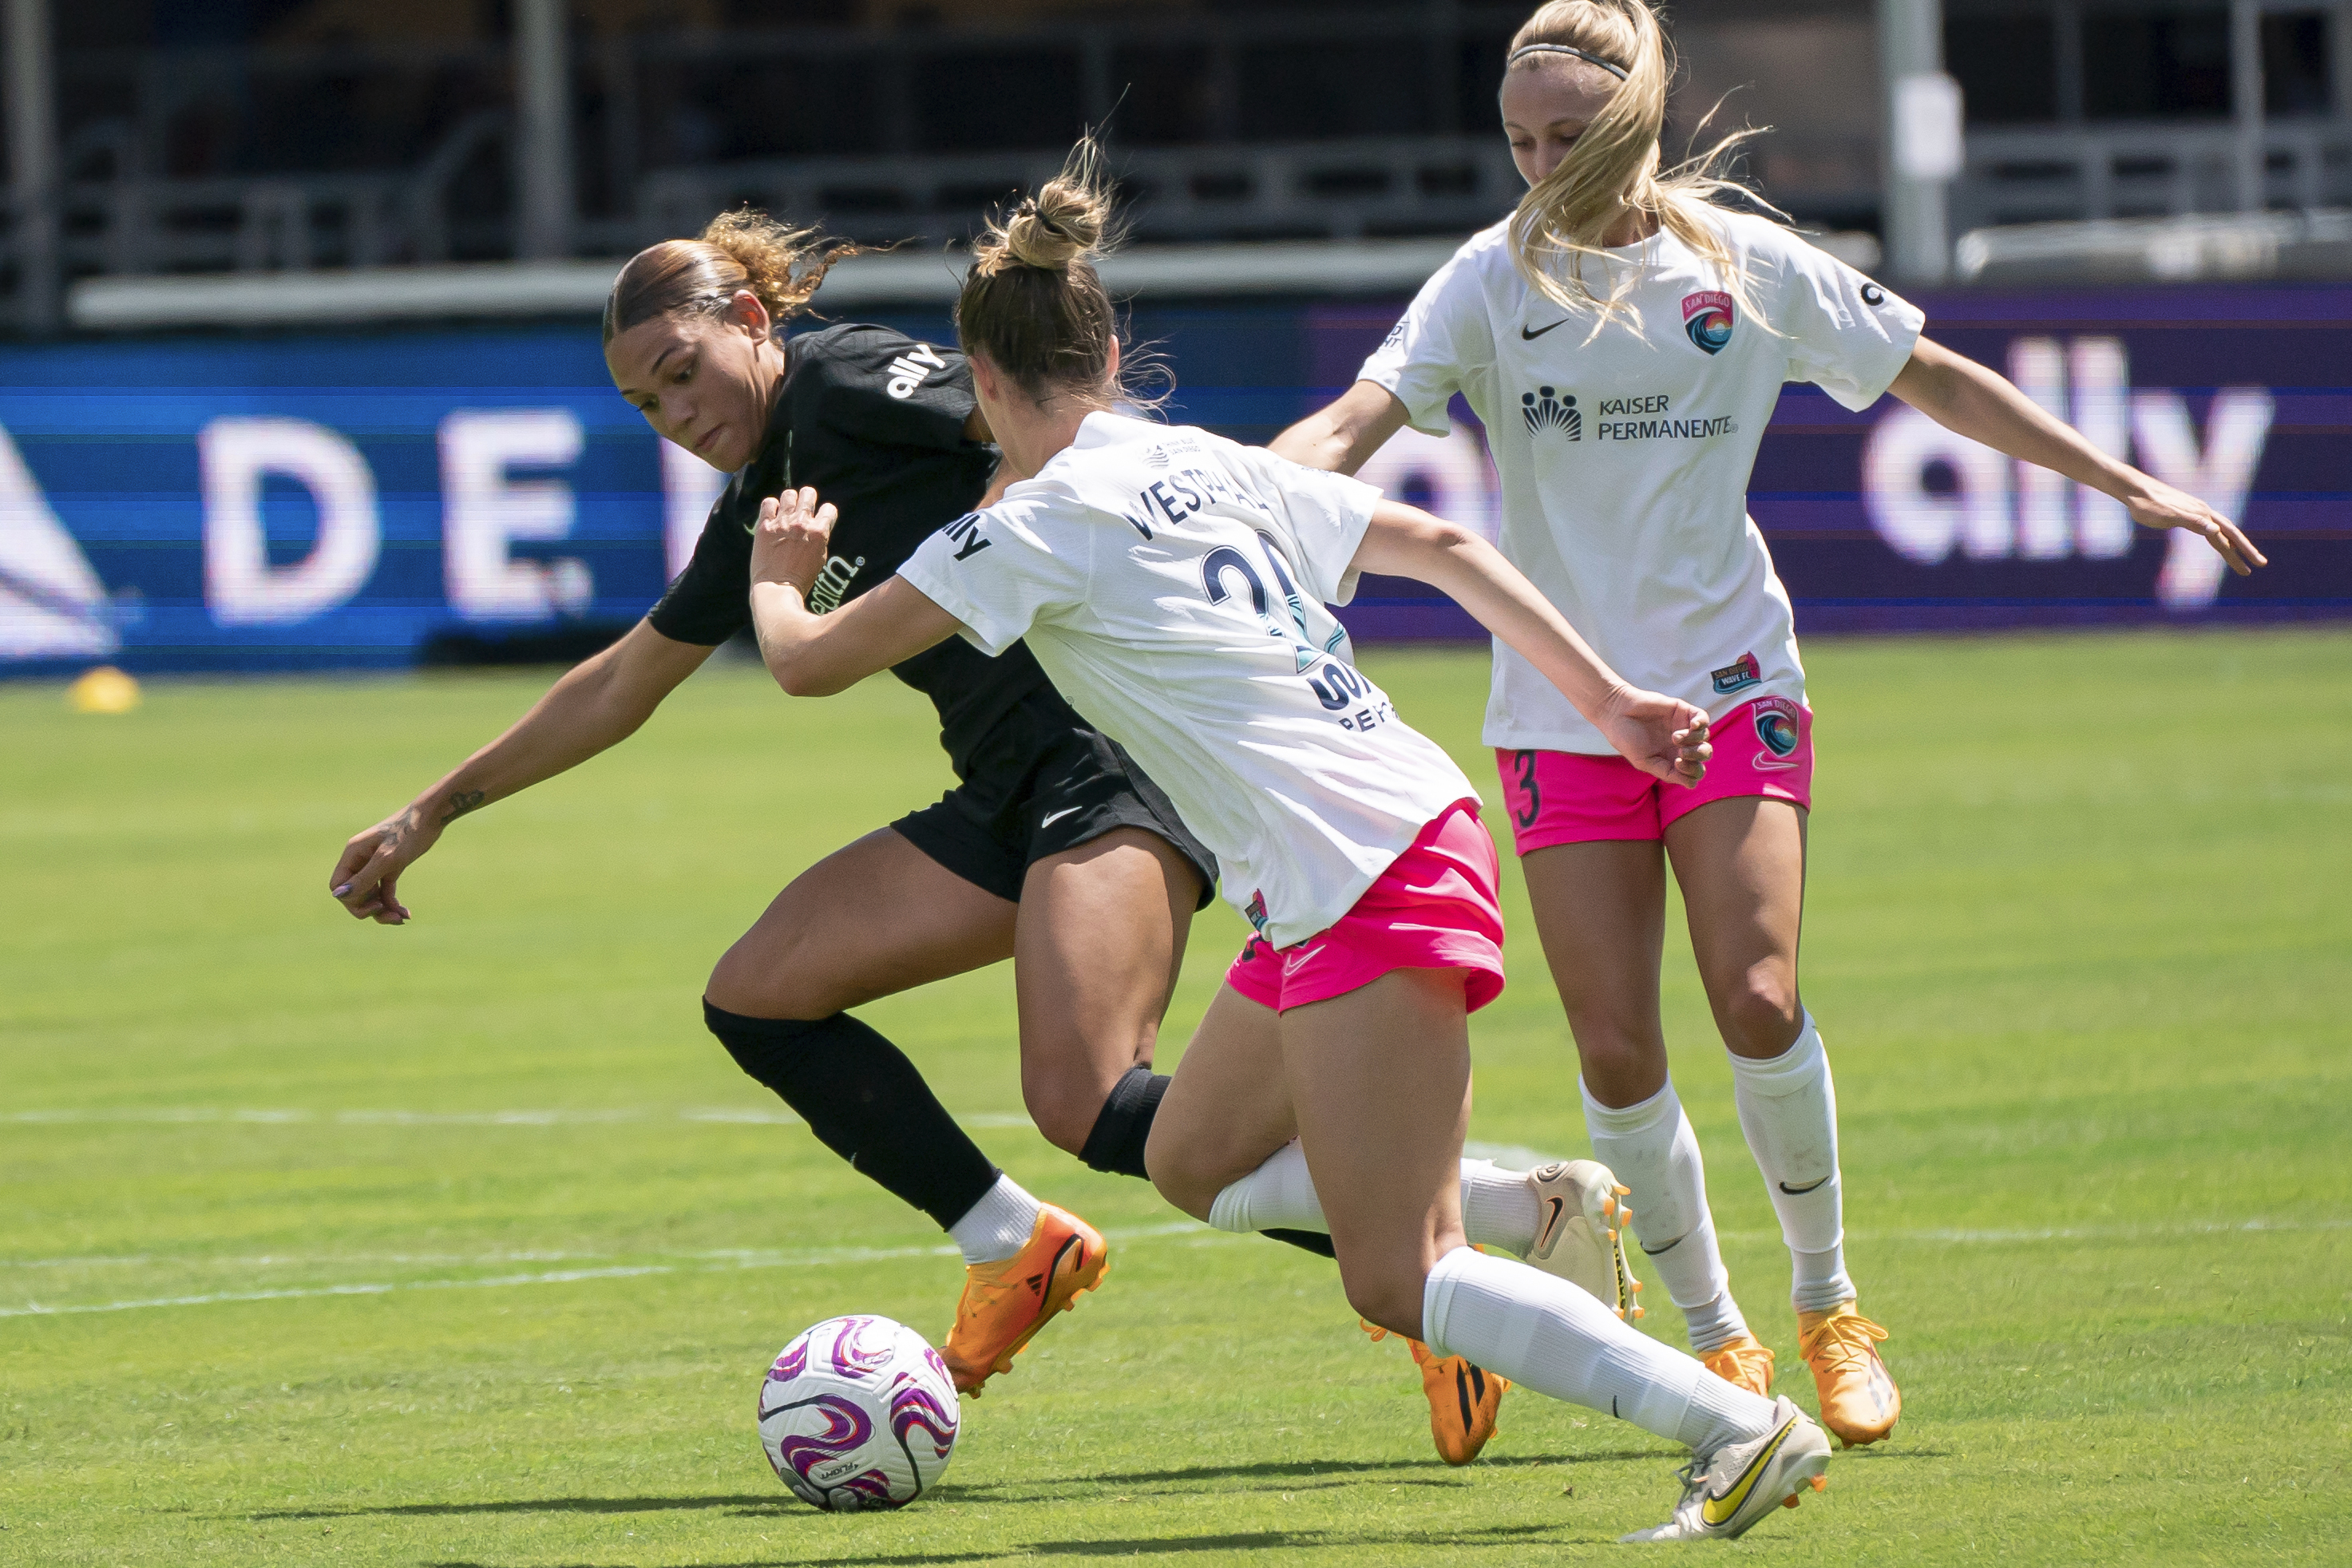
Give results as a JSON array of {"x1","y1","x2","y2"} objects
[{"x1": 4, "y1": 630, "x2": 2349, "y2": 1566}]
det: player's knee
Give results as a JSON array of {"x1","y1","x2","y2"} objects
[
  {"x1": 1717, "y1": 969, "x2": 1801, "y2": 1059},
  {"x1": 1141, "y1": 1118, "x2": 1233, "y2": 1222},
  {"x1": 1568, "y1": 1023, "x2": 1667, "y2": 1106},
  {"x1": 1337, "y1": 1263, "x2": 1427, "y2": 1341},
  {"x1": 705, "y1": 932, "x2": 834, "y2": 1021},
  {"x1": 1142, "y1": 1142, "x2": 1217, "y2": 1222},
  {"x1": 703, "y1": 946, "x2": 785, "y2": 1018},
  {"x1": 1019, "y1": 1069, "x2": 1106, "y2": 1157}
]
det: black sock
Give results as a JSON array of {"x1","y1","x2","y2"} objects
[
  {"x1": 703, "y1": 1000, "x2": 999, "y2": 1232},
  {"x1": 1077, "y1": 1067, "x2": 1334, "y2": 1261},
  {"x1": 1262, "y1": 1228, "x2": 1338, "y2": 1257},
  {"x1": 1078, "y1": 1067, "x2": 1168, "y2": 1178}
]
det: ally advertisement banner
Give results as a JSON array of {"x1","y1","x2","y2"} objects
[{"x1": 0, "y1": 286, "x2": 2345, "y2": 675}]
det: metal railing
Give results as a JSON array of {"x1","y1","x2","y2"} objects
[
  {"x1": 638, "y1": 137, "x2": 1528, "y2": 249},
  {"x1": 51, "y1": 111, "x2": 512, "y2": 281},
  {"x1": 1952, "y1": 119, "x2": 2352, "y2": 231}
]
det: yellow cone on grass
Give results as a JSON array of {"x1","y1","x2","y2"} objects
[{"x1": 67, "y1": 666, "x2": 141, "y2": 714}]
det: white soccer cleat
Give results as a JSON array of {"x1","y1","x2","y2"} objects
[
  {"x1": 1522, "y1": 1158, "x2": 1641, "y2": 1319},
  {"x1": 1618, "y1": 1396, "x2": 1831, "y2": 1542}
]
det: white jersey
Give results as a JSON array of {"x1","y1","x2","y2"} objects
[
  {"x1": 898, "y1": 411, "x2": 1475, "y2": 948},
  {"x1": 1361, "y1": 208, "x2": 1924, "y2": 753}
]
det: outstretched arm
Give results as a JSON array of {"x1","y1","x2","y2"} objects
[
  {"x1": 747, "y1": 487, "x2": 964, "y2": 697},
  {"x1": 328, "y1": 620, "x2": 713, "y2": 924},
  {"x1": 1269, "y1": 380, "x2": 1413, "y2": 477},
  {"x1": 1349, "y1": 501, "x2": 1711, "y2": 785},
  {"x1": 1889, "y1": 335, "x2": 2266, "y2": 576}
]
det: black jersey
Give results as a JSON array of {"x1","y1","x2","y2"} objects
[{"x1": 648, "y1": 322, "x2": 1057, "y2": 776}]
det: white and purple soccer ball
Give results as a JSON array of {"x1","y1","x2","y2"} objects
[{"x1": 756, "y1": 1314, "x2": 960, "y2": 1511}]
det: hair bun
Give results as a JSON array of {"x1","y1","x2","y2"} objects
[
  {"x1": 1002, "y1": 186, "x2": 1102, "y2": 272},
  {"x1": 974, "y1": 137, "x2": 1118, "y2": 278}
]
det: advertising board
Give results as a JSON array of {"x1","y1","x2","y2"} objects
[{"x1": 1, "y1": 285, "x2": 2343, "y2": 675}]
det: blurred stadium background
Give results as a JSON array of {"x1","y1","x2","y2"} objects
[
  {"x1": 0, "y1": 0, "x2": 2345, "y2": 672},
  {"x1": 7, "y1": 10, "x2": 2350, "y2": 1562}
]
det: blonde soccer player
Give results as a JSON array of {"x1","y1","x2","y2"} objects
[
  {"x1": 744, "y1": 140, "x2": 1836, "y2": 1542},
  {"x1": 1272, "y1": 0, "x2": 2265, "y2": 1446}
]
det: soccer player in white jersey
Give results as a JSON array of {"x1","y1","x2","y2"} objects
[
  {"x1": 1271, "y1": 0, "x2": 2267, "y2": 1447},
  {"x1": 743, "y1": 142, "x2": 1835, "y2": 1542}
]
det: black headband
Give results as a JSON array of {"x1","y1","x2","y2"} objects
[{"x1": 1507, "y1": 42, "x2": 1629, "y2": 79}]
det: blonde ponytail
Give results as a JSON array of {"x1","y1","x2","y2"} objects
[
  {"x1": 603, "y1": 211, "x2": 858, "y2": 344},
  {"x1": 1503, "y1": 0, "x2": 1771, "y2": 339}
]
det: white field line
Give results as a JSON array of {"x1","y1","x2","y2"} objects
[
  {"x1": 1851, "y1": 1218, "x2": 2352, "y2": 1244},
  {"x1": 2, "y1": 1249, "x2": 626, "y2": 1271},
  {"x1": 0, "y1": 1222, "x2": 1215, "y2": 1320},
  {"x1": 2, "y1": 1107, "x2": 1043, "y2": 1130},
  {"x1": 7, "y1": 1214, "x2": 2340, "y2": 1322}
]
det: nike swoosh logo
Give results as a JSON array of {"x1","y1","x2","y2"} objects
[
  {"x1": 1779, "y1": 1176, "x2": 1830, "y2": 1195},
  {"x1": 1039, "y1": 806, "x2": 1082, "y2": 829},
  {"x1": 1521, "y1": 319, "x2": 1569, "y2": 340},
  {"x1": 1535, "y1": 1195, "x2": 1566, "y2": 1252},
  {"x1": 1702, "y1": 1420, "x2": 1794, "y2": 1526}
]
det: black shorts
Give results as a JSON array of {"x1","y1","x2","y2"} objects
[{"x1": 891, "y1": 692, "x2": 1218, "y2": 908}]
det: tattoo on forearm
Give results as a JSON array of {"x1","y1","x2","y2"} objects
[{"x1": 438, "y1": 790, "x2": 488, "y2": 826}]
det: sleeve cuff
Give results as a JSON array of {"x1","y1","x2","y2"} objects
[
  {"x1": 893, "y1": 564, "x2": 1010, "y2": 656},
  {"x1": 1359, "y1": 366, "x2": 1454, "y2": 439}
]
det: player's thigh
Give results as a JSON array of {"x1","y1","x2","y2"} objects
[
  {"x1": 1280, "y1": 968, "x2": 1472, "y2": 1337},
  {"x1": 1145, "y1": 983, "x2": 1292, "y2": 1220},
  {"x1": 706, "y1": 827, "x2": 1018, "y2": 1020},
  {"x1": 1663, "y1": 795, "x2": 1808, "y2": 1058},
  {"x1": 1012, "y1": 826, "x2": 1200, "y2": 1150},
  {"x1": 1520, "y1": 839, "x2": 1673, "y2": 1102}
]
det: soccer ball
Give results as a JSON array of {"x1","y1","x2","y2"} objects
[{"x1": 756, "y1": 1315, "x2": 960, "y2": 1511}]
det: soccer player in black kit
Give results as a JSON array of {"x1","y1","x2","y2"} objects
[{"x1": 328, "y1": 213, "x2": 1225, "y2": 1394}]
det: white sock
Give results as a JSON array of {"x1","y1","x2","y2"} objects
[
  {"x1": 948, "y1": 1174, "x2": 1042, "y2": 1265},
  {"x1": 1581, "y1": 1076, "x2": 1751, "y2": 1352},
  {"x1": 1207, "y1": 1141, "x2": 1324, "y2": 1233},
  {"x1": 1460, "y1": 1159, "x2": 1540, "y2": 1253},
  {"x1": 1206, "y1": 1143, "x2": 1542, "y2": 1256},
  {"x1": 1423, "y1": 1245, "x2": 1777, "y2": 1456},
  {"x1": 1660, "y1": 1215, "x2": 1748, "y2": 1352},
  {"x1": 1728, "y1": 1012, "x2": 1855, "y2": 1313}
]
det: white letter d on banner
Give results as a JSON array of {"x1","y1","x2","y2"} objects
[{"x1": 200, "y1": 418, "x2": 382, "y2": 628}]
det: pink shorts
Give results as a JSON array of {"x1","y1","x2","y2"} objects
[
  {"x1": 1225, "y1": 800, "x2": 1507, "y2": 1016},
  {"x1": 1496, "y1": 695, "x2": 1813, "y2": 853}
]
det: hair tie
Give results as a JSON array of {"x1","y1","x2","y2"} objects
[{"x1": 1507, "y1": 42, "x2": 1629, "y2": 79}]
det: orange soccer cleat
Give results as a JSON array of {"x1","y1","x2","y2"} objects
[
  {"x1": 1796, "y1": 1303, "x2": 1900, "y2": 1446},
  {"x1": 1365, "y1": 1321, "x2": 1509, "y2": 1466},
  {"x1": 1700, "y1": 1332, "x2": 1777, "y2": 1397},
  {"x1": 940, "y1": 1204, "x2": 1108, "y2": 1396}
]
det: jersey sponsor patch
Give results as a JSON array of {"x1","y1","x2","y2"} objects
[
  {"x1": 1860, "y1": 282, "x2": 1887, "y2": 307},
  {"x1": 1711, "y1": 651, "x2": 1762, "y2": 695},
  {"x1": 885, "y1": 342, "x2": 947, "y2": 399},
  {"x1": 806, "y1": 552, "x2": 866, "y2": 614},
  {"x1": 1245, "y1": 889, "x2": 1270, "y2": 935},
  {"x1": 939, "y1": 512, "x2": 992, "y2": 560},
  {"x1": 1751, "y1": 695, "x2": 1803, "y2": 770},
  {"x1": 1681, "y1": 291, "x2": 1735, "y2": 354},
  {"x1": 1521, "y1": 386, "x2": 1581, "y2": 438}
]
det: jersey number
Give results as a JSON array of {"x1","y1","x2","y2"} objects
[{"x1": 1200, "y1": 534, "x2": 1315, "y2": 643}]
